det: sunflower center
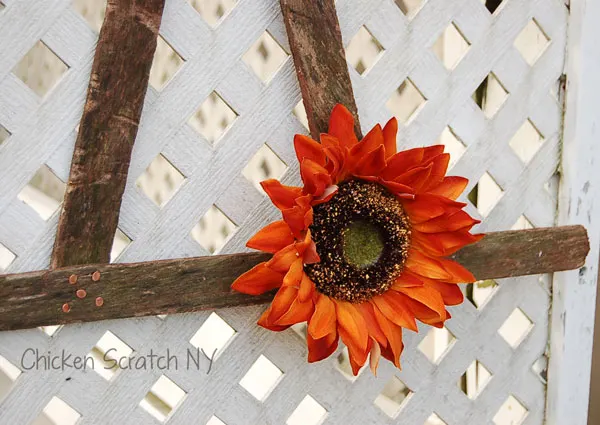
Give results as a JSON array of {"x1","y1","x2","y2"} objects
[
  {"x1": 305, "y1": 179, "x2": 411, "y2": 303},
  {"x1": 343, "y1": 220, "x2": 385, "y2": 268}
]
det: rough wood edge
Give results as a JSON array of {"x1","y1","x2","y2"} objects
[
  {"x1": 50, "y1": 0, "x2": 166, "y2": 268},
  {"x1": 0, "y1": 226, "x2": 589, "y2": 332},
  {"x1": 280, "y1": 0, "x2": 362, "y2": 138}
]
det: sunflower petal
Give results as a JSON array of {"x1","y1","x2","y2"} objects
[
  {"x1": 349, "y1": 124, "x2": 385, "y2": 160},
  {"x1": 413, "y1": 210, "x2": 479, "y2": 233},
  {"x1": 281, "y1": 259, "x2": 304, "y2": 288},
  {"x1": 353, "y1": 145, "x2": 387, "y2": 177},
  {"x1": 391, "y1": 272, "x2": 424, "y2": 290},
  {"x1": 424, "y1": 280, "x2": 464, "y2": 305},
  {"x1": 247, "y1": 220, "x2": 294, "y2": 253},
  {"x1": 405, "y1": 249, "x2": 452, "y2": 280},
  {"x1": 395, "y1": 285, "x2": 446, "y2": 320},
  {"x1": 275, "y1": 296, "x2": 315, "y2": 326},
  {"x1": 372, "y1": 292, "x2": 418, "y2": 331},
  {"x1": 328, "y1": 104, "x2": 358, "y2": 148},
  {"x1": 428, "y1": 176, "x2": 469, "y2": 200},
  {"x1": 300, "y1": 159, "x2": 333, "y2": 197},
  {"x1": 372, "y1": 303, "x2": 404, "y2": 368},
  {"x1": 382, "y1": 117, "x2": 398, "y2": 158},
  {"x1": 307, "y1": 330, "x2": 339, "y2": 363},
  {"x1": 382, "y1": 145, "x2": 445, "y2": 180},
  {"x1": 298, "y1": 273, "x2": 315, "y2": 302},
  {"x1": 261, "y1": 179, "x2": 303, "y2": 210},
  {"x1": 439, "y1": 257, "x2": 478, "y2": 283},
  {"x1": 369, "y1": 340, "x2": 382, "y2": 376},
  {"x1": 421, "y1": 153, "x2": 450, "y2": 192},
  {"x1": 308, "y1": 293, "x2": 337, "y2": 339},
  {"x1": 402, "y1": 194, "x2": 466, "y2": 223},
  {"x1": 294, "y1": 134, "x2": 326, "y2": 166},
  {"x1": 356, "y1": 302, "x2": 388, "y2": 347},
  {"x1": 231, "y1": 262, "x2": 283, "y2": 295},
  {"x1": 336, "y1": 301, "x2": 369, "y2": 353}
]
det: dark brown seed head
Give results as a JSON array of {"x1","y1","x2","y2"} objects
[{"x1": 305, "y1": 179, "x2": 411, "y2": 303}]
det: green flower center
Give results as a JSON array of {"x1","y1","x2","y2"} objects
[{"x1": 343, "y1": 220, "x2": 385, "y2": 268}]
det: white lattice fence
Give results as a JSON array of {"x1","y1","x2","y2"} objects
[{"x1": 0, "y1": 0, "x2": 582, "y2": 424}]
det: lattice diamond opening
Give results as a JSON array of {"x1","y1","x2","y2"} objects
[
  {"x1": 425, "y1": 413, "x2": 447, "y2": 425},
  {"x1": 39, "y1": 324, "x2": 62, "y2": 337},
  {"x1": 458, "y1": 360, "x2": 492, "y2": 399},
  {"x1": 482, "y1": 0, "x2": 506, "y2": 14},
  {"x1": 0, "y1": 125, "x2": 10, "y2": 145},
  {"x1": 12, "y1": 41, "x2": 68, "y2": 98},
  {"x1": 433, "y1": 22, "x2": 470, "y2": 70},
  {"x1": 242, "y1": 143, "x2": 287, "y2": 192},
  {"x1": 0, "y1": 242, "x2": 16, "y2": 272},
  {"x1": 346, "y1": 26, "x2": 384, "y2": 76},
  {"x1": 136, "y1": 153, "x2": 185, "y2": 207},
  {"x1": 189, "y1": 91, "x2": 238, "y2": 145},
  {"x1": 386, "y1": 78, "x2": 427, "y2": 125},
  {"x1": 468, "y1": 172, "x2": 504, "y2": 217},
  {"x1": 395, "y1": 0, "x2": 424, "y2": 18},
  {"x1": 418, "y1": 326, "x2": 456, "y2": 364},
  {"x1": 287, "y1": 394, "x2": 327, "y2": 425},
  {"x1": 509, "y1": 119, "x2": 545, "y2": 164},
  {"x1": 515, "y1": 18, "x2": 550, "y2": 66},
  {"x1": 512, "y1": 215, "x2": 534, "y2": 230},
  {"x1": 498, "y1": 308, "x2": 534, "y2": 348},
  {"x1": 149, "y1": 36, "x2": 185, "y2": 91},
  {"x1": 18, "y1": 164, "x2": 65, "y2": 220},
  {"x1": 438, "y1": 126, "x2": 466, "y2": 169},
  {"x1": 293, "y1": 99, "x2": 309, "y2": 130},
  {"x1": 110, "y1": 228, "x2": 132, "y2": 262},
  {"x1": 191, "y1": 205, "x2": 237, "y2": 254},
  {"x1": 493, "y1": 395, "x2": 528, "y2": 425},
  {"x1": 88, "y1": 330, "x2": 133, "y2": 381},
  {"x1": 0, "y1": 355, "x2": 21, "y2": 402},
  {"x1": 207, "y1": 416, "x2": 227, "y2": 425},
  {"x1": 34, "y1": 396, "x2": 81, "y2": 425},
  {"x1": 140, "y1": 375, "x2": 186, "y2": 423},
  {"x1": 72, "y1": 0, "x2": 106, "y2": 33},
  {"x1": 243, "y1": 31, "x2": 288, "y2": 84},
  {"x1": 466, "y1": 279, "x2": 498, "y2": 309},
  {"x1": 190, "y1": 0, "x2": 238, "y2": 28},
  {"x1": 375, "y1": 376, "x2": 412, "y2": 418},
  {"x1": 189, "y1": 312, "x2": 236, "y2": 360},
  {"x1": 473, "y1": 73, "x2": 508, "y2": 118},
  {"x1": 533, "y1": 354, "x2": 549, "y2": 384},
  {"x1": 239, "y1": 354, "x2": 283, "y2": 401}
]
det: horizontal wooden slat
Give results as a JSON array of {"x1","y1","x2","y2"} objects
[{"x1": 0, "y1": 225, "x2": 588, "y2": 331}]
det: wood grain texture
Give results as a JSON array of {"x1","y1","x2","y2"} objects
[
  {"x1": 280, "y1": 0, "x2": 362, "y2": 138},
  {"x1": 50, "y1": 0, "x2": 166, "y2": 269},
  {"x1": 0, "y1": 226, "x2": 588, "y2": 332}
]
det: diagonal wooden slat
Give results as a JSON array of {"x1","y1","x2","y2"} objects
[
  {"x1": 280, "y1": 0, "x2": 362, "y2": 138},
  {"x1": 0, "y1": 226, "x2": 588, "y2": 331},
  {"x1": 51, "y1": 0, "x2": 166, "y2": 268}
]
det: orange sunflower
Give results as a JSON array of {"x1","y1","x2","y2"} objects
[{"x1": 232, "y1": 104, "x2": 483, "y2": 375}]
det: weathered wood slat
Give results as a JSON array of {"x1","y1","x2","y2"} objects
[
  {"x1": 280, "y1": 0, "x2": 362, "y2": 138},
  {"x1": 51, "y1": 0, "x2": 166, "y2": 268},
  {"x1": 0, "y1": 226, "x2": 588, "y2": 331}
]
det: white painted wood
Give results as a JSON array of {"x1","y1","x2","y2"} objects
[
  {"x1": 545, "y1": 0, "x2": 600, "y2": 424},
  {"x1": 0, "y1": 0, "x2": 584, "y2": 424}
]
